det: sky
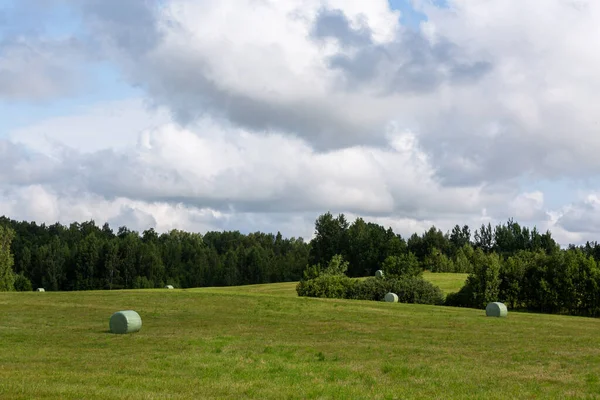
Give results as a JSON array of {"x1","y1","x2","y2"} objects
[{"x1": 1, "y1": 0, "x2": 600, "y2": 246}]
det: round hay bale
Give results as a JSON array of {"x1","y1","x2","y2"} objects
[
  {"x1": 485, "y1": 302, "x2": 508, "y2": 317},
  {"x1": 109, "y1": 310, "x2": 142, "y2": 334},
  {"x1": 36, "y1": 288, "x2": 45, "y2": 292},
  {"x1": 384, "y1": 292, "x2": 398, "y2": 303},
  {"x1": 164, "y1": 285, "x2": 174, "y2": 289},
  {"x1": 375, "y1": 270, "x2": 385, "y2": 278}
]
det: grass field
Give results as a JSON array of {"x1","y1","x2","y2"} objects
[
  {"x1": 422, "y1": 271, "x2": 468, "y2": 295},
  {"x1": 2, "y1": 273, "x2": 600, "y2": 399},
  {"x1": 206, "y1": 272, "x2": 468, "y2": 298}
]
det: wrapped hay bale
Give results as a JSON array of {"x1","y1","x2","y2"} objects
[
  {"x1": 485, "y1": 302, "x2": 508, "y2": 317},
  {"x1": 36, "y1": 288, "x2": 45, "y2": 292},
  {"x1": 375, "y1": 270, "x2": 385, "y2": 278},
  {"x1": 384, "y1": 292, "x2": 398, "y2": 303},
  {"x1": 109, "y1": 310, "x2": 142, "y2": 334},
  {"x1": 164, "y1": 285, "x2": 174, "y2": 289}
]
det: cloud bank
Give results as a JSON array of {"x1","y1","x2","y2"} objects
[{"x1": 3, "y1": 0, "x2": 600, "y2": 245}]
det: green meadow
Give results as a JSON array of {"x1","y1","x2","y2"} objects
[
  {"x1": 2, "y1": 272, "x2": 600, "y2": 399},
  {"x1": 205, "y1": 272, "x2": 468, "y2": 297}
]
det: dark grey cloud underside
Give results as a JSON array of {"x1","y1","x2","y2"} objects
[
  {"x1": 0, "y1": 36, "x2": 90, "y2": 100},
  {"x1": 79, "y1": 0, "x2": 163, "y2": 58},
  {"x1": 311, "y1": 8, "x2": 372, "y2": 47},
  {"x1": 418, "y1": 102, "x2": 600, "y2": 186},
  {"x1": 69, "y1": 2, "x2": 387, "y2": 150},
  {"x1": 0, "y1": 141, "x2": 71, "y2": 185},
  {"x1": 71, "y1": 3, "x2": 493, "y2": 151},
  {"x1": 137, "y1": 67, "x2": 389, "y2": 150},
  {"x1": 312, "y1": 8, "x2": 492, "y2": 94},
  {"x1": 556, "y1": 200, "x2": 600, "y2": 234}
]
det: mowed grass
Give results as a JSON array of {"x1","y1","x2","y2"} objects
[
  {"x1": 2, "y1": 280, "x2": 600, "y2": 399},
  {"x1": 423, "y1": 272, "x2": 468, "y2": 295},
  {"x1": 205, "y1": 272, "x2": 469, "y2": 297}
]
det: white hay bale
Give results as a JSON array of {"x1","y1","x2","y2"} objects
[
  {"x1": 36, "y1": 288, "x2": 45, "y2": 292},
  {"x1": 375, "y1": 270, "x2": 385, "y2": 278},
  {"x1": 384, "y1": 292, "x2": 398, "y2": 303},
  {"x1": 485, "y1": 302, "x2": 508, "y2": 317},
  {"x1": 164, "y1": 285, "x2": 174, "y2": 289},
  {"x1": 109, "y1": 310, "x2": 142, "y2": 334}
]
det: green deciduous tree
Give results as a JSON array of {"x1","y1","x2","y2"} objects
[
  {"x1": 322, "y1": 254, "x2": 349, "y2": 276},
  {"x1": 423, "y1": 248, "x2": 455, "y2": 272},
  {"x1": 0, "y1": 225, "x2": 16, "y2": 291},
  {"x1": 309, "y1": 212, "x2": 349, "y2": 267},
  {"x1": 381, "y1": 253, "x2": 421, "y2": 277}
]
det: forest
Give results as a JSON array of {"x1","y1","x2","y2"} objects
[{"x1": 2, "y1": 212, "x2": 600, "y2": 317}]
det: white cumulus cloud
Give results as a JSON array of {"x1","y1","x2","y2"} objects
[{"x1": 3, "y1": 0, "x2": 600, "y2": 246}]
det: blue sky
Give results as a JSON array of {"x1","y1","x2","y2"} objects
[
  {"x1": 0, "y1": 0, "x2": 142, "y2": 135},
  {"x1": 0, "y1": 64, "x2": 142, "y2": 133},
  {"x1": 389, "y1": 0, "x2": 428, "y2": 27}
]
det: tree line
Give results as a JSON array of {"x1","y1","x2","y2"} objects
[
  {"x1": 0, "y1": 217, "x2": 308, "y2": 291},
  {"x1": 303, "y1": 213, "x2": 600, "y2": 317},
  {"x1": 445, "y1": 247, "x2": 600, "y2": 317},
  {"x1": 0, "y1": 212, "x2": 567, "y2": 291},
  {"x1": 3, "y1": 211, "x2": 600, "y2": 317},
  {"x1": 307, "y1": 213, "x2": 559, "y2": 276}
]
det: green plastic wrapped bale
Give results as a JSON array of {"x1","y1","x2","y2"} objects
[
  {"x1": 485, "y1": 302, "x2": 508, "y2": 317},
  {"x1": 36, "y1": 288, "x2": 45, "y2": 292},
  {"x1": 375, "y1": 270, "x2": 385, "y2": 278},
  {"x1": 164, "y1": 285, "x2": 174, "y2": 289},
  {"x1": 110, "y1": 310, "x2": 142, "y2": 334},
  {"x1": 384, "y1": 292, "x2": 398, "y2": 303}
]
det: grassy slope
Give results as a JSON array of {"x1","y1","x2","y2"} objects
[
  {"x1": 423, "y1": 271, "x2": 468, "y2": 295},
  {"x1": 206, "y1": 272, "x2": 468, "y2": 298},
  {"x1": 2, "y1": 277, "x2": 600, "y2": 399}
]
